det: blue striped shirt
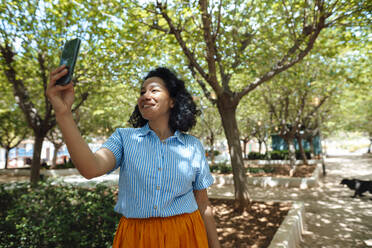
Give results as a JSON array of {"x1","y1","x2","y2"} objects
[{"x1": 101, "y1": 123, "x2": 214, "y2": 218}]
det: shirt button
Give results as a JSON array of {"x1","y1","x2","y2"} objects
[
  {"x1": 154, "y1": 205, "x2": 157, "y2": 210},
  {"x1": 158, "y1": 167, "x2": 162, "y2": 171},
  {"x1": 156, "y1": 186, "x2": 160, "y2": 190}
]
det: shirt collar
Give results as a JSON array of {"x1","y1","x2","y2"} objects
[
  {"x1": 138, "y1": 123, "x2": 152, "y2": 137},
  {"x1": 138, "y1": 123, "x2": 185, "y2": 145}
]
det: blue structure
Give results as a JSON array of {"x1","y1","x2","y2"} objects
[
  {"x1": 57, "y1": 146, "x2": 70, "y2": 156},
  {"x1": 9, "y1": 147, "x2": 33, "y2": 158},
  {"x1": 271, "y1": 135, "x2": 322, "y2": 155}
]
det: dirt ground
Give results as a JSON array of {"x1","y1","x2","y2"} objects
[
  {"x1": 211, "y1": 198, "x2": 291, "y2": 248},
  {"x1": 211, "y1": 164, "x2": 314, "y2": 248}
]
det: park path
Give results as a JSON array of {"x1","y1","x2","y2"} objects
[{"x1": 208, "y1": 154, "x2": 372, "y2": 247}]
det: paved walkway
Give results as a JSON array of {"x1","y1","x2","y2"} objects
[{"x1": 208, "y1": 154, "x2": 372, "y2": 247}]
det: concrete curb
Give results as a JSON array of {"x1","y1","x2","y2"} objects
[
  {"x1": 42, "y1": 168, "x2": 81, "y2": 177},
  {"x1": 0, "y1": 168, "x2": 81, "y2": 177},
  {"x1": 213, "y1": 163, "x2": 322, "y2": 188},
  {"x1": 268, "y1": 201, "x2": 305, "y2": 248},
  {"x1": 0, "y1": 168, "x2": 31, "y2": 176},
  {"x1": 245, "y1": 159, "x2": 321, "y2": 165}
]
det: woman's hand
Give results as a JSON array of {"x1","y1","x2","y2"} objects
[{"x1": 46, "y1": 65, "x2": 75, "y2": 116}]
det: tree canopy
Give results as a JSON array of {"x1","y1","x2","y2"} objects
[{"x1": 0, "y1": 0, "x2": 370, "y2": 198}]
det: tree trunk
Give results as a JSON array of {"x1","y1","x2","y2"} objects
[
  {"x1": 5, "y1": 148, "x2": 10, "y2": 169},
  {"x1": 217, "y1": 98, "x2": 250, "y2": 210},
  {"x1": 258, "y1": 141, "x2": 262, "y2": 154},
  {"x1": 318, "y1": 132, "x2": 326, "y2": 176},
  {"x1": 30, "y1": 135, "x2": 44, "y2": 185},
  {"x1": 323, "y1": 139, "x2": 327, "y2": 157},
  {"x1": 243, "y1": 139, "x2": 248, "y2": 159},
  {"x1": 52, "y1": 143, "x2": 63, "y2": 168},
  {"x1": 307, "y1": 137, "x2": 315, "y2": 159},
  {"x1": 263, "y1": 140, "x2": 268, "y2": 155},
  {"x1": 52, "y1": 147, "x2": 59, "y2": 168},
  {"x1": 209, "y1": 133, "x2": 215, "y2": 166},
  {"x1": 286, "y1": 138, "x2": 297, "y2": 170},
  {"x1": 297, "y1": 136, "x2": 308, "y2": 165}
]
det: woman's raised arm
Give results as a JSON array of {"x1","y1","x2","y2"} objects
[{"x1": 47, "y1": 65, "x2": 115, "y2": 179}]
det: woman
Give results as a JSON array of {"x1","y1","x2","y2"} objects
[{"x1": 47, "y1": 66, "x2": 221, "y2": 248}]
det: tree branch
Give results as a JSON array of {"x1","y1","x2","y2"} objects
[
  {"x1": 37, "y1": 52, "x2": 53, "y2": 124},
  {"x1": 213, "y1": 0, "x2": 222, "y2": 41},
  {"x1": 284, "y1": 95, "x2": 290, "y2": 122},
  {"x1": 198, "y1": 0, "x2": 218, "y2": 82},
  {"x1": 296, "y1": 90, "x2": 309, "y2": 123},
  {"x1": 263, "y1": 92, "x2": 279, "y2": 122},
  {"x1": 156, "y1": 1, "x2": 223, "y2": 95},
  {"x1": 281, "y1": 0, "x2": 298, "y2": 40},
  {"x1": 72, "y1": 92, "x2": 89, "y2": 113},
  {"x1": 188, "y1": 64, "x2": 217, "y2": 105},
  {"x1": 324, "y1": 5, "x2": 367, "y2": 28},
  {"x1": 0, "y1": 42, "x2": 41, "y2": 131},
  {"x1": 237, "y1": 7, "x2": 327, "y2": 100}
]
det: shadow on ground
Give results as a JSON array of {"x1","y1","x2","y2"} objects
[{"x1": 208, "y1": 154, "x2": 372, "y2": 248}]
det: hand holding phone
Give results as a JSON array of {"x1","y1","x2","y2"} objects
[{"x1": 56, "y1": 38, "x2": 81, "y2": 85}]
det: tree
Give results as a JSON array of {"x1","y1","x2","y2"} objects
[
  {"x1": 337, "y1": 86, "x2": 372, "y2": 152},
  {"x1": 45, "y1": 126, "x2": 64, "y2": 168},
  {"x1": 0, "y1": 0, "x2": 147, "y2": 184},
  {"x1": 239, "y1": 115, "x2": 272, "y2": 158},
  {"x1": 238, "y1": 92, "x2": 273, "y2": 157},
  {"x1": 261, "y1": 55, "x2": 342, "y2": 168},
  {"x1": 136, "y1": 0, "x2": 369, "y2": 209},
  {"x1": 191, "y1": 97, "x2": 223, "y2": 166},
  {"x1": 0, "y1": 71, "x2": 31, "y2": 169},
  {"x1": 333, "y1": 44, "x2": 372, "y2": 151},
  {"x1": 299, "y1": 115, "x2": 320, "y2": 158},
  {"x1": 0, "y1": 1, "x2": 94, "y2": 184},
  {"x1": 0, "y1": 109, "x2": 30, "y2": 169}
]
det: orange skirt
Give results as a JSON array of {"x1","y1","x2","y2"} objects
[{"x1": 112, "y1": 210, "x2": 209, "y2": 248}]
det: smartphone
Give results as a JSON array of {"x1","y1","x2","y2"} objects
[{"x1": 56, "y1": 38, "x2": 81, "y2": 85}]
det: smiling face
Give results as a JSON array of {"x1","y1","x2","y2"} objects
[{"x1": 137, "y1": 76, "x2": 174, "y2": 122}]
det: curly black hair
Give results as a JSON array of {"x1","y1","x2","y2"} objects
[{"x1": 128, "y1": 67, "x2": 200, "y2": 132}]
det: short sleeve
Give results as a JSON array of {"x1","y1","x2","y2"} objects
[
  {"x1": 192, "y1": 139, "x2": 214, "y2": 190},
  {"x1": 100, "y1": 128, "x2": 124, "y2": 174}
]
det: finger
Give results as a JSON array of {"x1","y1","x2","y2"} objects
[
  {"x1": 50, "y1": 64, "x2": 67, "y2": 76},
  {"x1": 57, "y1": 81, "x2": 74, "y2": 89},
  {"x1": 46, "y1": 78, "x2": 74, "y2": 101},
  {"x1": 50, "y1": 68, "x2": 69, "y2": 85}
]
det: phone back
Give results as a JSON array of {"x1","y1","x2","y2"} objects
[{"x1": 56, "y1": 38, "x2": 81, "y2": 85}]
